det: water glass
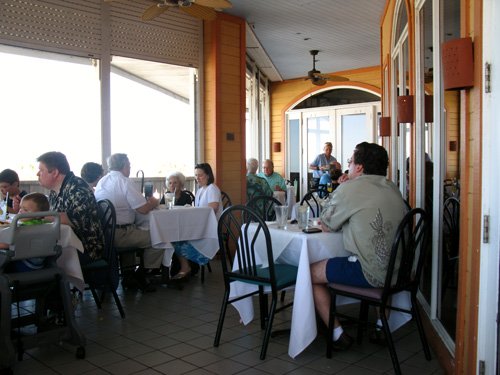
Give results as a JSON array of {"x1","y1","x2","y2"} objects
[
  {"x1": 274, "y1": 205, "x2": 288, "y2": 229},
  {"x1": 297, "y1": 206, "x2": 310, "y2": 230},
  {"x1": 0, "y1": 200, "x2": 7, "y2": 221},
  {"x1": 164, "y1": 192, "x2": 175, "y2": 209}
]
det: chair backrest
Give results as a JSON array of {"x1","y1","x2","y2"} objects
[
  {"x1": 300, "y1": 191, "x2": 321, "y2": 217},
  {"x1": 2, "y1": 211, "x2": 61, "y2": 264},
  {"x1": 221, "y1": 191, "x2": 232, "y2": 209},
  {"x1": 383, "y1": 208, "x2": 429, "y2": 298},
  {"x1": 96, "y1": 199, "x2": 116, "y2": 262},
  {"x1": 246, "y1": 195, "x2": 282, "y2": 221},
  {"x1": 96, "y1": 199, "x2": 119, "y2": 290},
  {"x1": 184, "y1": 190, "x2": 196, "y2": 205},
  {"x1": 443, "y1": 196, "x2": 460, "y2": 259},
  {"x1": 217, "y1": 205, "x2": 278, "y2": 286},
  {"x1": 316, "y1": 184, "x2": 330, "y2": 199}
]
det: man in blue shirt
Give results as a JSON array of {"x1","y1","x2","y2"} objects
[{"x1": 258, "y1": 159, "x2": 287, "y2": 191}]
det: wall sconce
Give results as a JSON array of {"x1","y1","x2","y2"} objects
[
  {"x1": 273, "y1": 142, "x2": 281, "y2": 153},
  {"x1": 424, "y1": 95, "x2": 433, "y2": 123},
  {"x1": 379, "y1": 116, "x2": 391, "y2": 137},
  {"x1": 442, "y1": 37, "x2": 474, "y2": 90},
  {"x1": 397, "y1": 95, "x2": 414, "y2": 123}
]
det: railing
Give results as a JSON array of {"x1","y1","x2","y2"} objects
[{"x1": 20, "y1": 176, "x2": 197, "y2": 198}]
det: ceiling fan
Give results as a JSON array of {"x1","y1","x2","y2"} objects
[
  {"x1": 104, "y1": 0, "x2": 232, "y2": 21},
  {"x1": 141, "y1": 0, "x2": 232, "y2": 21},
  {"x1": 305, "y1": 50, "x2": 349, "y2": 86}
]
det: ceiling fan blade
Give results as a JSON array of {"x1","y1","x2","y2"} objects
[
  {"x1": 180, "y1": 3, "x2": 217, "y2": 20},
  {"x1": 142, "y1": 4, "x2": 169, "y2": 21},
  {"x1": 195, "y1": 0, "x2": 232, "y2": 9},
  {"x1": 326, "y1": 75, "x2": 350, "y2": 82}
]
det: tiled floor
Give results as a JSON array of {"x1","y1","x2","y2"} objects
[{"x1": 11, "y1": 264, "x2": 444, "y2": 374}]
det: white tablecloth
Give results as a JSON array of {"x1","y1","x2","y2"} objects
[
  {"x1": 148, "y1": 206, "x2": 219, "y2": 265},
  {"x1": 0, "y1": 224, "x2": 85, "y2": 291},
  {"x1": 229, "y1": 222, "x2": 411, "y2": 358}
]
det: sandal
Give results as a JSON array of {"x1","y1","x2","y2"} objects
[{"x1": 171, "y1": 270, "x2": 191, "y2": 281}]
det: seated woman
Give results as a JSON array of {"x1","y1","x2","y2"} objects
[
  {"x1": 162, "y1": 172, "x2": 193, "y2": 206},
  {"x1": 171, "y1": 163, "x2": 222, "y2": 281}
]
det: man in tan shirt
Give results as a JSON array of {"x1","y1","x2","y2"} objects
[{"x1": 310, "y1": 142, "x2": 407, "y2": 350}]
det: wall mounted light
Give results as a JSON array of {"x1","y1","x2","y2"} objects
[
  {"x1": 397, "y1": 95, "x2": 414, "y2": 123},
  {"x1": 379, "y1": 116, "x2": 391, "y2": 137},
  {"x1": 273, "y1": 142, "x2": 281, "y2": 153},
  {"x1": 442, "y1": 37, "x2": 474, "y2": 90}
]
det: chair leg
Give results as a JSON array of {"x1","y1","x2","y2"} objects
[
  {"x1": 280, "y1": 290, "x2": 286, "y2": 302},
  {"x1": 411, "y1": 294, "x2": 432, "y2": 360},
  {"x1": 380, "y1": 307, "x2": 402, "y2": 375},
  {"x1": 214, "y1": 288, "x2": 230, "y2": 347},
  {"x1": 326, "y1": 291, "x2": 337, "y2": 358},
  {"x1": 89, "y1": 287, "x2": 102, "y2": 310},
  {"x1": 111, "y1": 290, "x2": 125, "y2": 319},
  {"x1": 357, "y1": 301, "x2": 369, "y2": 344},
  {"x1": 258, "y1": 288, "x2": 268, "y2": 330},
  {"x1": 260, "y1": 296, "x2": 278, "y2": 360},
  {"x1": 201, "y1": 262, "x2": 212, "y2": 284}
]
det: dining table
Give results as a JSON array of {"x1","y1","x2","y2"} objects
[
  {"x1": 145, "y1": 206, "x2": 220, "y2": 266},
  {"x1": 229, "y1": 221, "x2": 412, "y2": 359},
  {"x1": 0, "y1": 224, "x2": 85, "y2": 291}
]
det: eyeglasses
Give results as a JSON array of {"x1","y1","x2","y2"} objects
[{"x1": 347, "y1": 158, "x2": 353, "y2": 164}]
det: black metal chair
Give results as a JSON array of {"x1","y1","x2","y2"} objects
[
  {"x1": 326, "y1": 208, "x2": 431, "y2": 375},
  {"x1": 442, "y1": 197, "x2": 460, "y2": 301},
  {"x1": 184, "y1": 190, "x2": 196, "y2": 205},
  {"x1": 316, "y1": 184, "x2": 330, "y2": 199},
  {"x1": 0, "y1": 212, "x2": 86, "y2": 370},
  {"x1": 213, "y1": 205, "x2": 298, "y2": 360},
  {"x1": 221, "y1": 191, "x2": 232, "y2": 209},
  {"x1": 199, "y1": 190, "x2": 231, "y2": 283},
  {"x1": 81, "y1": 199, "x2": 125, "y2": 318},
  {"x1": 246, "y1": 195, "x2": 282, "y2": 221},
  {"x1": 300, "y1": 191, "x2": 322, "y2": 217}
]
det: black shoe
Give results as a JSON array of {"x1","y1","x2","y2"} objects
[
  {"x1": 160, "y1": 266, "x2": 170, "y2": 285},
  {"x1": 121, "y1": 275, "x2": 140, "y2": 289},
  {"x1": 332, "y1": 332, "x2": 354, "y2": 351},
  {"x1": 369, "y1": 329, "x2": 386, "y2": 346}
]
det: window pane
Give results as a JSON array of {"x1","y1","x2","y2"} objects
[
  {"x1": 341, "y1": 113, "x2": 368, "y2": 167},
  {"x1": 110, "y1": 57, "x2": 195, "y2": 178},
  {"x1": 0, "y1": 45, "x2": 101, "y2": 180}
]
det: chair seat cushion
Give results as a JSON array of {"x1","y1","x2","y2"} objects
[
  {"x1": 231, "y1": 264, "x2": 298, "y2": 288},
  {"x1": 329, "y1": 283, "x2": 383, "y2": 300}
]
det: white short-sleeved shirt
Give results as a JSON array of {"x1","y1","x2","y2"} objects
[
  {"x1": 95, "y1": 170, "x2": 146, "y2": 224},
  {"x1": 195, "y1": 183, "x2": 223, "y2": 219}
]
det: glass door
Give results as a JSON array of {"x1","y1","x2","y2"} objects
[
  {"x1": 303, "y1": 111, "x2": 333, "y2": 192},
  {"x1": 335, "y1": 106, "x2": 375, "y2": 168},
  {"x1": 287, "y1": 102, "x2": 380, "y2": 200}
]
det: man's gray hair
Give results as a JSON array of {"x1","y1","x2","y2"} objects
[
  {"x1": 107, "y1": 153, "x2": 129, "y2": 171},
  {"x1": 166, "y1": 171, "x2": 186, "y2": 188},
  {"x1": 247, "y1": 158, "x2": 259, "y2": 173}
]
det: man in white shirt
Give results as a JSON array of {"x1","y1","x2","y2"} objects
[{"x1": 95, "y1": 153, "x2": 161, "y2": 292}]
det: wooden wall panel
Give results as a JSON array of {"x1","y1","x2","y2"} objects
[
  {"x1": 203, "y1": 14, "x2": 246, "y2": 205},
  {"x1": 445, "y1": 91, "x2": 460, "y2": 179}
]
